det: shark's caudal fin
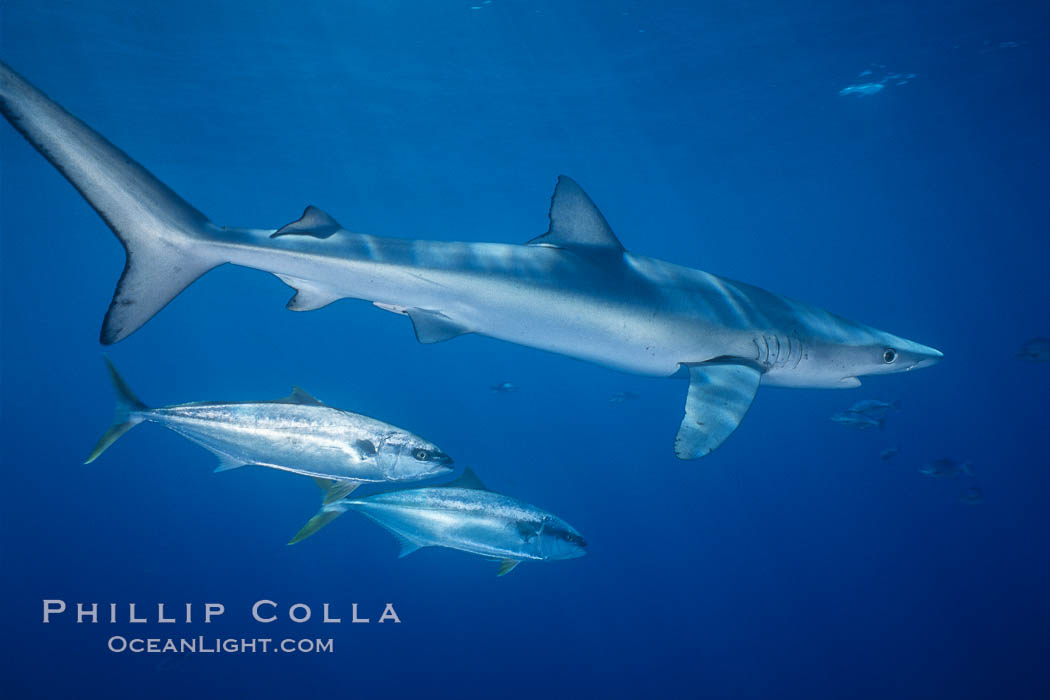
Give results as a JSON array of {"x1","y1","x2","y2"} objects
[
  {"x1": 84, "y1": 357, "x2": 149, "y2": 464},
  {"x1": 0, "y1": 62, "x2": 224, "y2": 344}
]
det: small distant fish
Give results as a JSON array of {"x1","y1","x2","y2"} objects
[
  {"x1": 919, "y1": 458, "x2": 972, "y2": 478},
  {"x1": 289, "y1": 468, "x2": 587, "y2": 576},
  {"x1": 1018, "y1": 337, "x2": 1050, "y2": 362},
  {"x1": 839, "y1": 82, "x2": 884, "y2": 97},
  {"x1": 830, "y1": 411, "x2": 884, "y2": 430},
  {"x1": 609, "y1": 391, "x2": 640, "y2": 403},
  {"x1": 490, "y1": 381, "x2": 519, "y2": 393},
  {"x1": 959, "y1": 487, "x2": 984, "y2": 505},
  {"x1": 848, "y1": 399, "x2": 901, "y2": 419},
  {"x1": 880, "y1": 447, "x2": 900, "y2": 461},
  {"x1": 86, "y1": 358, "x2": 454, "y2": 494}
]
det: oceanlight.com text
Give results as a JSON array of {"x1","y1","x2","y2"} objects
[{"x1": 107, "y1": 636, "x2": 334, "y2": 654}]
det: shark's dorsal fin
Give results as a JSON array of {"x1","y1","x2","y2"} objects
[
  {"x1": 527, "y1": 176, "x2": 624, "y2": 253},
  {"x1": 272, "y1": 205, "x2": 343, "y2": 239},
  {"x1": 278, "y1": 386, "x2": 325, "y2": 406},
  {"x1": 442, "y1": 467, "x2": 487, "y2": 491}
]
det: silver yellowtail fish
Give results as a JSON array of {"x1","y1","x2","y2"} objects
[
  {"x1": 289, "y1": 469, "x2": 586, "y2": 576},
  {"x1": 87, "y1": 358, "x2": 453, "y2": 500},
  {"x1": 0, "y1": 62, "x2": 943, "y2": 459}
]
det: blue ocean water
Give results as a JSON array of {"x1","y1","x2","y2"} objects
[{"x1": 1, "y1": 1, "x2": 1048, "y2": 697}]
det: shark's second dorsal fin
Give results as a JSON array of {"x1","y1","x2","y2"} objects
[
  {"x1": 527, "y1": 176, "x2": 624, "y2": 253},
  {"x1": 272, "y1": 205, "x2": 343, "y2": 239},
  {"x1": 278, "y1": 386, "x2": 325, "y2": 406},
  {"x1": 442, "y1": 467, "x2": 487, "y2": 491}
]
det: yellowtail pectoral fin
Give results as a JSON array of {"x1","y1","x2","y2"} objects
[
  {"x1": 496, "y1": 559, "x2": 520, "y2": 577},
  {"x1": 311, "y1": 477, "x2": 361, "y2": 505}
]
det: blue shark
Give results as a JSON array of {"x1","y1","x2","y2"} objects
[
  {"x1": 289, "y1": 469, "x2": 587, "y2": 576},
  {"x1": 0, "y1": 62, "x2": 943, "y2": 459}
]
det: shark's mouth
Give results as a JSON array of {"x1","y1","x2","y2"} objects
[{"x1": 840, "y1": 377, "x2": 861, "y2": 387}]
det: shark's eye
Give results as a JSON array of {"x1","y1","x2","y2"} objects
[
  {"x1": 413, "y1": 449, "x2": 429, "y2": 461},
  {"x1": 883, "y1": 349, "x2": 897, "y2": 364}
]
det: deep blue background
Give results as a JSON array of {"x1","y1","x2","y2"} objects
[{"x1": 2, "y1": 1, "x2": 1048, "y2": 698}]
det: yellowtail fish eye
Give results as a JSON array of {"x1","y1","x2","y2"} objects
[
  {"x1": 413, "y1": 449, "x2": 429, "y2": 461},
  {"x1": 883, "y1": 348, "x2": 897, "y2": 363}
]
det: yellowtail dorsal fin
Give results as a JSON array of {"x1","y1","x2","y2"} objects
[
  {"x1": 496, "y1": 559, "x2": 520, "y2": 577},
  {"x1": 280, "y1": 386, "x2": 325, "y2": 406},
  {"x1": 442, "y1": 467, "x2": 487, "y2": 491},
  {"x1": 311, "y1": 477, "x2": 360, "y2": 505}
]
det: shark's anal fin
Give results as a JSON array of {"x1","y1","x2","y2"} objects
[
  {"x1": 527, "y1": 176, "x2": 624, "y2": 253},
  {"x1": 406, "y1": 308, "x2": 471, "y2": 344},
  {"x1": 271, "y1": 206, "x2": 343, "y2": 239},
  {"x1": 275, "y1": 274, "x2": 342, "y2": 312},
  {"x1": 496, "y1": 559, "x2": 520, "y2": 576},
  {"x1": 312, "y1": 477, "x2": 361, "y2": 505},
  {"x1": 675, "y1": 360, "x2": 763, "y2": 459}
]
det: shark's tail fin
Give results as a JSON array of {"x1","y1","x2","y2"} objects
[
  {"x1": 0, "y1": 62, "x2": 224, "y2": 344},
  {"x1": 84, "y1": 357, "x2": 149, "y2": 464}
]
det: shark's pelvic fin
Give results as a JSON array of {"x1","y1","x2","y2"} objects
[
  {"x1": 0, "y1": 62, "x2": 223, "y2": 344},
  {"x1": 675, "y1": 360, "x2": 763, "y2": 459},
  {"x1": 406, "y1": 308, "x2": 472, "y2": 344},
  {"x1": 275, "y1": 274, "x2": 343, "y2": 312},
  {"x1": 527, "y1": 176, "x2": 624, "y2": 252},
  {"x1": 271, "y1": 205, "x2": 343, "y2": 239}
]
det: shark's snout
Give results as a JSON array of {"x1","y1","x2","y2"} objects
[{"x1": 907, "y1": 346, "x2": 943, "y2": 371}]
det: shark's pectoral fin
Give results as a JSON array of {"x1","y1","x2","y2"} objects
[
  {"x1": 406, "y1": 308, "x2": 472, "y2": 344},
  {"x1": 275, "y1": 274, "x2": 342, "y2": 312},
  {"x1": 675, "y1": 360, "x2": 762, "y2": 459},
  {"x1": 271, "y1": 205, "x2": 343, "y2": 239},
  {"x1": 527, "y1": 176, "x2": 625, "y2": 253}
]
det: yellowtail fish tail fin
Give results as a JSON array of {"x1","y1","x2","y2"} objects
[
  {"x1": 311, "y1": 477, "x2": 361, "y2": 505},
  {"x1": 84, "y1": 357, "x2": 149, "y2": 464},
  {"x1": 0, "y1": 61, "x2": 225, "y2": 344},
  {"x1": 288, "y1": 504, "x2": 348, "y2": 545}
]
